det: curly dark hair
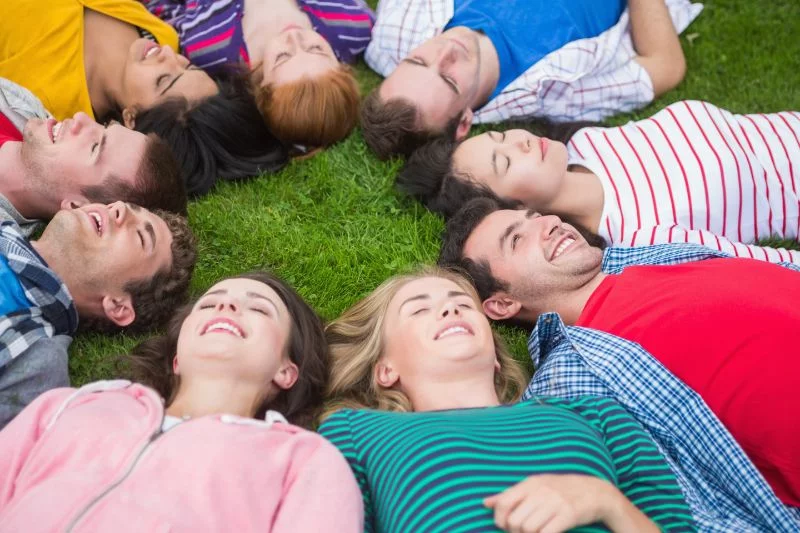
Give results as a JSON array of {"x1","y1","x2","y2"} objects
[
  {"x1": 360, "y1": 90, "x2": 460, "y2": 160},
  {"x1": 122, "y1": 271, "x2": 330, "y2": 428}
]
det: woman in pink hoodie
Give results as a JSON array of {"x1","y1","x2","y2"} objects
[{"x1": 0, "y1": 271, "x2": 363, "y2": 533}]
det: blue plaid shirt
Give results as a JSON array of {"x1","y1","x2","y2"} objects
[
  {"x1": 0, "y1": 221, "x2": 78, "y2": 370},
  {"x1": 524, "y1": 243, "x2": 800, "y2": 532}
]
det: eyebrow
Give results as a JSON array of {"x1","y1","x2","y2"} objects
[
  {"x1": 400, "y1": 58, "x2": 458, "y2": 94},
  {"x1": 96, "y1": 128, "x2": 108, "y2": 165},
  {"x1": 398, "y1": 290, "x2": 471, "y2": 314},
  {"x1": 144, "y1": 221, "x2": 156, "y2": 253},
  {"x1": 201, "y1": 289, "x2": 281, "y2": 316},
  {"x1": 500, "y1": 220, "x2": 522, "y2": 253},
  {"x1": 160, "y1": 73, "x2": 184, "y2": 96}
]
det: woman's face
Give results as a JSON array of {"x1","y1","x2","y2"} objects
[
  {"x1": 120, "y1": 39, "x2": 219, "y2": 112},
  {"x1": 379, "y1": 277, "x2": 496, "y2": 393},
  {"x1": 175, "y1": 278, "x2": 296, "y2": 391},
  {"x1": 452, "y1": 129, "x2": 570, "y2": 207},
  {"x1": 258, "y1": 27, "x2": 339, "y2": 86}
]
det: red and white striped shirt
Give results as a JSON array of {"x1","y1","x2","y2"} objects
[{"x1": 568, "y1": 101, "x2": 800, "y2": 264}]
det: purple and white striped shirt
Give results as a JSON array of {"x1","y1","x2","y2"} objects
[{"x1": 141, "y1": 0, "x2": 375, "y2": 75}]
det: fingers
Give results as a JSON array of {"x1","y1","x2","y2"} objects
[{"x1": 486, "y1": 483, "x2": 528, "y2": 529}]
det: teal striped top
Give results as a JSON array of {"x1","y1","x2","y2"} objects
[{"x1": 319, "y1": 396, "x2": 695, "y2": 533}]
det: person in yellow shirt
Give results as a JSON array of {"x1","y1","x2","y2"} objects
[{"x1": 0, "y1": 0, "x2": 218, "y2": 123}]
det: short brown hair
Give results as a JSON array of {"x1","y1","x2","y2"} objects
[
  {"x1": 82, "y1": 134, "x2": 188, "y2": 216},
  {"x1": 360, "y1": 90, "x2": 459, "y2": 160},
  {"x1": 254, "y1": 65, "x2": 360, "y2": 148},
  {"x1": 82, "y1": 210, "x2": 197, "y2": 335}
]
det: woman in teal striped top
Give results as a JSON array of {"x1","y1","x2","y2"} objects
[{"x1": 319, "y1": 268, "x2": 695, "y2": 533}]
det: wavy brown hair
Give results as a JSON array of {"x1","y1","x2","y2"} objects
[
  {"x1": 321, "y1": 267, "x2": 528, "y2": 422},
  {"x1": 123, "y1": 271, "x2": 329, "y2": 428}
]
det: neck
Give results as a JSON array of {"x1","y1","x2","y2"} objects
[
  {"x1": 0, "y1": 142, "x2": 60, "y2": 219},
  {"x1": 242, "y1": 0, "x2": 310, "y2": 64},
  {"x1": 30, "y1": 238, "x2": 102, "y2": 318},
  {"x1": 472, "y1": 31, "x2": 500, "y2": 109},
  {"x1": 539, "y1": 167, "x2": 604, "y2": 233},
  {"x1": 519, "y1": 270, "x2": 608, "y2": 326},
  {"x1": 166, "y1": 375, "x2": 262, "y2": 419},
  {"x1": 83, "y1": 8, "x2": 140, "y2": 117},
  {"x1": 407, "y1": 372, "x2": 500, "y2": 412}
]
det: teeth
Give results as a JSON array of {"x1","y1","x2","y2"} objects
[
  {"x1": 436, "y1": 326, "x2": 469, "y2": 340},
  {"x1": 554, "y1": 237, "x2": 575, "y2": 259},
  {"x1": 90, "y1": 213, "x2": 102, "y2": 234},
  {"x1": 145, "y1": 46, "x2": 160, "y2": 58},
  {"x1": 204, "y1": 322, "x2": 243, "y2": 338},
  {"x1": 52, "y1": 122, "x2": 62, "y2": 143}
]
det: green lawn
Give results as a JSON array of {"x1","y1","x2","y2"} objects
[{"x1": 69, "y1": 0, "x2": 800, "y2": 384}]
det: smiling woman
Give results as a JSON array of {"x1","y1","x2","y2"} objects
[{"x1": 319, "y1": 267, "x2": 695, "y2": 533}]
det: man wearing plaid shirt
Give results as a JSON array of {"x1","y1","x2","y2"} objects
[
  {"x1": 0, "y1": 202, "x2": 196, "y2": 429},
  {"x1": 439, "y1": 197, "x2": 800, "y2": 531},
  {"x1": 360, "y1": 0, "x2": 702, "y2": 160}
]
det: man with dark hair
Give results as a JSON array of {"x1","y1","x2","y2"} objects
[
  {"x1": 0, "y1": 201, "x2": 196, "y2": 428},
  {"x1": 0, "y1": 78, "x2": 187, "y2": 237},
  {"x1": 438, "y1": 197, "x2": 800, "y2": 530},
  {"x1": 362, "y1": 0, "x2": 700, "y2": 159}
]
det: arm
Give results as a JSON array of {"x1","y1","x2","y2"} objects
[
  {"x1": 629, "y1": 0, "x2": 686, "y2": 96},
  {"x1": 625, "y1": 225, "x2": 800, "y2": 270},
  {"x1": 270, "y1": 436, "x2": 364, "y2": 533}
]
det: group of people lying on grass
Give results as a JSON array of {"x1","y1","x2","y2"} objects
[{"x1": 1, "y1": 0, "x2": 800, "y2": 530}]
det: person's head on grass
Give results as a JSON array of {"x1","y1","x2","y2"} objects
[
  {"x1": 322, "y1": 266, "x2": 527, "y2": 419},
  {"x1": 31, "y1": 202, "x2": 197, "y2": 334},
  {"x1": 126, "y1": 271, "x2": 329, "y2": 427},
  {"x1": 438, "y1": 197, "x2": 607, "y2": 328}
]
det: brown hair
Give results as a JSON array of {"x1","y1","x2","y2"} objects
[
  {"x1": 123, "y1": 271, "x2": 330, "y2": 428},
  {"x1": 82, "y1": 134, "x2": 188, "y2": 215},
  {"x1": 321, "y1": 267, "x2": 528, "y2": 421},
  {"x1": 254, "y1": 65, "x2": 360, "y2": 148},
  {"x1": 360, "y1": 90, "x2": 460, "y2": 160},
  {"x1": 80, "y1": 209, "x2": 197, "y2": 335}
]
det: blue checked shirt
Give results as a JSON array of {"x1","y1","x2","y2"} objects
[
  {"x1": 0, "y1": 221, "x2": 78, "y2": 370},
  {"x1": 524, "y1": 243, "x2": 800, "y2": 532}
]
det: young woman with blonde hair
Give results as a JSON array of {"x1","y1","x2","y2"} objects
[
  {"x1": 319, "y1": 267, "x2": 695, "y2": 533},
  {"x1": 140, "y1": 0, "x2": 375, "y2": 149}
]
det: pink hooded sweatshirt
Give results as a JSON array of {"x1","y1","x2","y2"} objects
[{"x1": 0, "y1": 380, "x2": 364, "y2": 532}]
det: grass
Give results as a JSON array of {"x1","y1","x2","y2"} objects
[{"x1": 69, "y1": 0, "x2": 800, "y2": 384}]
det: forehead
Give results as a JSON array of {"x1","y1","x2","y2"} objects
[
  {"x1": 464, "y1": 209, "x2": 523, "y2": 259},
  {"x1": 453, "y1": 133, "x2": 494, "y2": 174},
  {"x1": 104, "y1": 126, "x2": 148, "y2": 179},
  {"x1": 166, "y1": 70, "x2": 218, "y2": 103},
  {"x1": 381, "y1": 66, "x2": 456, "y2": 130}
]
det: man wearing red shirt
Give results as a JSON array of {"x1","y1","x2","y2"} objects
[
  {"x1": 440, "y1": 197, "x2": 800, "y2": 508},
  {"x1": 0, "y1": 77, "x2": 186, "y2": 236}
]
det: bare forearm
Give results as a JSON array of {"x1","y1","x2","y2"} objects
[
  {"x1": 629, "y1": 0, "x2": 686, "y2": 95},
  {"x1": 601, "y1": 485, "x2": 661, "y2": 533}
]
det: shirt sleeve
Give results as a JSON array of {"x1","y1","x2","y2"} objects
[
  {"x1": 473, "y1": 0, "x2": 702, "y2": 124},
  {"x1": 624, "y1": 225, "x2": 800, "y2": 269},
  {"x1": 270, "y1": 433, "x2": 364, "y2": 533},
  {"x1": 563, "y1": 396, "x2": 697, "y2": 532},
  {"x1": 318, "y1": 410, "x2": 377, "y2": 533}
]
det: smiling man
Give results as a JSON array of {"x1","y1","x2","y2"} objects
[
  {"x1": 0, "y1": 201, "x2": 197, "y2": 429},
  {"x1": 438, "y1": 196, "x2": 800, "y2": 529},
  {"x1": 0, "y1": 78, "x2": 187, "y2": 237},
  {"x1": 361, "y1": 0, "x2": 702, "y2": 159}
]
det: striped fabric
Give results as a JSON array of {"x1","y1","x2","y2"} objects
[
  {"x1": 140, "y1": 0, "x2": 374, "y2": 75},
  {"x1": 527, "y1": 243, "x2": 800, "y2": 531},
  {"x1": 319, "y1": 397, "x2": 696, "y2": 533},
  {"x1": 568, "y1": 101, "x2": 800, "y2": 264},
  {"x1": 365, "y1": 0, "x2": 701, "y2": 123}
]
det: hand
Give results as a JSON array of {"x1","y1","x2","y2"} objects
[{"x1": 484, "y1": 474, "x2": 619, "y2": 533}]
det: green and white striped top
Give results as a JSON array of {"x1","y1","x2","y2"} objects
[{"x1": 319, "y1": 396, "x2": 695, "y2": 533}]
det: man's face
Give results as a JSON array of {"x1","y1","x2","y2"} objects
[
  {"x1": 21, "y1": 112, "x2": 148, "y2": 200},
  {"x1": 43, "y1": 202, "x2": 173, "y2": 291},
  {"x1": 463, "y1": 209, "x2": 603, "y2": 308},
  {"x1": 380, "y1": 27, "x2": 482, "y2": 132}
]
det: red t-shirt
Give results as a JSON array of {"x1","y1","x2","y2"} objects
[
  {"x1": 0, "y1": 111, "x2": 23, "y2": 147},
  {"x1": 576, "y1": 258, "x2": 800, "y2": 506}
]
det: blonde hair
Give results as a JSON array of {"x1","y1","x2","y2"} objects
[
  {"x1": 253, "y1": 65, "x2": 360, "y2": 148},
  {"x1": 321, "y1": 267, "x2": 528, "y2": 421}
]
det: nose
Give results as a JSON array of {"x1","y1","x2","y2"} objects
[
  {"x1": 68, "y1": 112, "x2": 94, "y2": 135},
  {"x1": 283, "y1": 30, "x2": 300, "y2": 50},
  {"x1": 439, "y1": 299, "x2": 461, "y2": 319},
  {"x1": 436, "y1": 41, "x2": 459, "y2": 66},
  {"x1": 215, "y1": 297, "x2": 239, "y2": 313},
  {"x1": 539, "y1": 214, "x2": 564, "y2": 240},
  {"x1": 510, "y1": 131, "x2": 532, "y2": 153},
  {"x1": 108, "y1": 201, "x2": 130, "y2": 226}
]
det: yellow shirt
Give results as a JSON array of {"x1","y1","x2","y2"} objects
[{"x1": 0, "y1": 0, "x2": 179, "y2": 120}]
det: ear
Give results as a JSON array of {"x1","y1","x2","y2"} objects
[
  {"x1": 494, "y1": 358, "x2": 501, "y2": 372},
  {"x1": 101, "y1": 294, "x2": 135, "y2": 327},
  {"x1": 122, "y1": 107, "x2": 137, "y2": 129},
  {"x1": 454, "y1": 108, "x2": 473, "y2": 141},
  {"x1": 373, "y1": 360, "x2": 399, "y2": 389},
  {"x1": 482, "y1": 294, "x2": 523, "y2": 322},
  {"x1": 273, "y1": 359, "x2": 299, "y2": 391},
  {"x1": 172, "y1": 356, "x2": 180, "y2": 375},
  {"x1": 60, "y1": 195, "x2": 89, "y2": 211}
]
